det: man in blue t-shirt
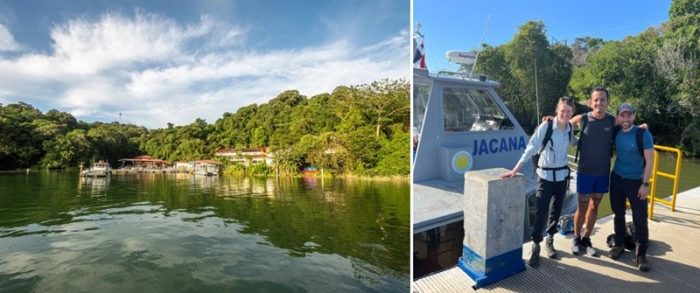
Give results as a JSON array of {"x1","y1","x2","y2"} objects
[{"x1": 608, "y1": 103, "x2": 654, "y2": 272}]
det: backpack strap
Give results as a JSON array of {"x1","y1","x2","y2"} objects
[
  {"x1": 574, "y1": 112, "x2": 589, "y2": 163},
  {"x1": 612, "y1": 125, "x2": 622, "y2": 157},
  {"x1": 532, "y1": 120, "x2": 554, "y2": 169},
  {"x1": 542, "y1": 120, "x2": 554, "y2": 150},
  {"x1": 636, "y1": 127, "x2": 647, "y2": 168},
  {"x1": 609, "y1": 114, "x2": 617, "y2": 158},
  {"x1": 613, "y1": 125, "x2": 621, "y2": 139}
]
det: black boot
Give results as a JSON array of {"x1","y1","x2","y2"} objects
[
  {"x1": 528, "y1": 243, "x2": 541, "y2": 267},
  {"x1": 609, "y1": 245, "x2": 624, "y2": 260},
  {"x1": 545, "y1": 236, "x2": 557, "y2": 259},
  {"x1": 636, "y1": 244, "x2": 649, "y2": 272}
]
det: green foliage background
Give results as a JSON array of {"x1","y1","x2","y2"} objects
[
  {"x1": 474, "y1": 0, "x2": 700, "y2": 157},
  {"x1": 0, "y1": 79, "x2": 409, "y2": 176}
]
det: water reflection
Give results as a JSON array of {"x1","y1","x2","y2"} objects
[
  {"x1": 78, "y1": 176, "x2": 110, "y2": 196},
  {"x1": 302, "y1": 176, "x2": 320, "y2": 189},
  {"x1": 211, "y1": 176, "x2": 277, "y2": 197},
  {"x1": 193, "y1": 174, "x2": 218, "y2": 189},
  {"x1": 0, "y1": 172, "x2": 409, "y2": 292}
]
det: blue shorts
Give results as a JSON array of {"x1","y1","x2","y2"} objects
[{"x1": 577, "y1": 173, "x2": 610, "y2": 194}]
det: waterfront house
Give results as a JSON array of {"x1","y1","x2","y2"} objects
[
  {"x1": 174, "y1": 161, "x2": 195, "y2": 173},
  {"x1": 214, "y1": 147, "x2": 274, "y2": 166}
]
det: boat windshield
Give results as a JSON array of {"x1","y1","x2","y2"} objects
[
  {"x1": 413, "y1": 81, "x2": 431, "y2": 150},
  {"x1": 442, "y1": 87, "x2": 514, "y2": 132},
  {"x1": 413, "y1": 83, "x2": 431, "y2": 135}
]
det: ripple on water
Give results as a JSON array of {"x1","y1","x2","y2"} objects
[{"x1": 0, "y1": 174, "x2": 409, "y2": 292}]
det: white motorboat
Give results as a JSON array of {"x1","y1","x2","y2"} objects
[{"x1": 81, "y1": 161, "x2": 111, "y2": 177}]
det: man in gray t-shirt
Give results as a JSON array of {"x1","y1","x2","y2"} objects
[
  {"x1": 569, "y1": 87, "x2": 615, "y2": 257},
  {"x1": 577, "y1": 112, "x2": 615, "y2": 176}
]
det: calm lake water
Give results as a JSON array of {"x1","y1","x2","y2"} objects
[{"x1": 0, "y1": 172, "x2": 409, "y2": 292}]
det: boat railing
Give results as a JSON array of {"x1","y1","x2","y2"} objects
[
  {"x1": 567, "y1": 154, "x2": 578, "y2": 170},
  {"x1": 436, "y1": 70, "x2": 489, "y2": 82},
  {"x1": 647, "y1": 145, "x2": 682, "y2": 219}
]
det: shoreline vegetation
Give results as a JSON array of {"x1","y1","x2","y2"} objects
[
  {"x1": 1, "y1": 167, "x2": 409, "y2": 182},
  {"x1": 0, "y1": 79, "x2": 410, "y2": 177}
]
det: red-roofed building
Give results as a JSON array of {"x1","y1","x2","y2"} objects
[{"x1": 118, "y1": 155, "x2": 170, "y2": 169}]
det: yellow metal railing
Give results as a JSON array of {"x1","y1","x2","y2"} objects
[{"x1": 647, "y1": 145, "x2": 683, "y2": 219}]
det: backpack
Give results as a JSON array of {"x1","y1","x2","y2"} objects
[
  {"x1": 532, "y1": 119, "x2": 572, "y2": 169},
  {"x1": 532, "y1": 119, "x2": 574, "y2": 176},
  {"x1": 606, "y1": 222, "x2": 637, "y2": 251},
  {"x1": 574, "y1": 112, "x2": 616, "y2": 163}
]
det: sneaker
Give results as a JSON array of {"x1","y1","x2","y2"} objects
[
  {"x1": 581, "y1": 237, "x2": 599, "y2": 257},
  {"x1": 609, "y1": 246, "x2": 625, "y2": 260},
  {"x1": 571, "y1": 237, "x2": 581, "y2": 255},
  {"x1": 636, "y1": 255, "x2": 650, "y2": 272},
  {"x1": 545, "y1": 237, "x2": 557, "y2": 259},
  {"x1": 528, "y1": 243, "x2": 541, "y2": 267}
]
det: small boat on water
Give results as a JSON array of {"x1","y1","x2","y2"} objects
[
  {"x1": 81, "y1": 161, "x2": 111, "y2": 177},
  {"x1": 194, "y1": 161, "x2": 220, "y2": 176}
]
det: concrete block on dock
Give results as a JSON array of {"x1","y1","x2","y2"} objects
[{"x1": 458, "y1": 167, "x2": 525, "y2": 288}]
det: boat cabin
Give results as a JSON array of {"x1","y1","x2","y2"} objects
[
  {"x1": 194, "y1": 160, "x2": 221, "y2": 176},
  {"x1": 412, "y1": 66, "x2": 543, "y2": 277}
]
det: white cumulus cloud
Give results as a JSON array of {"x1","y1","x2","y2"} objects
[
  {"x1": 0, "y1": 23, "x2": 20, "y2": 51},
  {"x1": 0, "y1": 12, "x2": 408, "y2": 128}
]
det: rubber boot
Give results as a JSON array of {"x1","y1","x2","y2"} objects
[{"x1": 635, "y1": 244, "x2": 649, "y2": 272}]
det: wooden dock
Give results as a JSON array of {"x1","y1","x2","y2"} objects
[
  {"x1": 413, "y1": 186, "x2": 700, "y2": 292},
  {"x1": 111, "y1": 168, "x2": 179, "y2": 174}
]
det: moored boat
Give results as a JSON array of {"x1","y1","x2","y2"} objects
[
  {"x1": 81, "y1": 161, "x2": 111, "y2": 177},
  {"x1": 412, "y1": 30, "x2": 577, "y2": 278},
  {"x1": 194, "y1": 160, "x2": 221, "y2": 176}
]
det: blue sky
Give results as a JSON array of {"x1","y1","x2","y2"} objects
[
  {"x1": 0, "y1": 0, "x2": 409, "y2": 128},
  {"x1": 414, "y1": 0, "x2": 672, "y2": 72}
]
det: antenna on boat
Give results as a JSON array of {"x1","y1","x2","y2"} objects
[{"x1": 469, "y1": 13, "x2": 491, "y2": 79}]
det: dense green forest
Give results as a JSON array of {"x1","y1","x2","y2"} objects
[
  {"x1": 475, "y1": 0, "x2": 700, "y2": 157},
  {"x1": 0, "y1": 79, "x2": 409, "y2": 176}
]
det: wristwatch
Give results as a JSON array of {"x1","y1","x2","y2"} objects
[{"x1": 643, "y1": 181, "x2": 650, "y2": 187}]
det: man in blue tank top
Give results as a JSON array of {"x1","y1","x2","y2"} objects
[
  {"x1": 608, "y1": 103, "x2": 654, "y2": 272},
  {"x1": 569, "y1": 87, "x2": 615, "y2": 257}
]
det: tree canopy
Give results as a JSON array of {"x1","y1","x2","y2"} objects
[
  {"x1": 0, "y1": 79, "x2": 409, "y2": 175},
  {"x1": 474, "y1": 0, "x2": 700, "y2": 156},
  {"x1": 475, "y1": 21, "x2": 572, "y2": 131}
]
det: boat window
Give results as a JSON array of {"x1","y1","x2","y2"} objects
[
  {"x1": 413, "y1": 83, "x2": 431, "y2": 146},
  {"x1": 443, "y1": 87, "x2": 513, "y2": 132}
]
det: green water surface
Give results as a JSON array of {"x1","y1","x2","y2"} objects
[{"x1": 0, "y1": 172, "x2": 409, "y2": 292}]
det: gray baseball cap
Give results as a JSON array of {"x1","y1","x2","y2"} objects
[{"x1": 617, "y1": 103, "x2": 635, "y2": 114}]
